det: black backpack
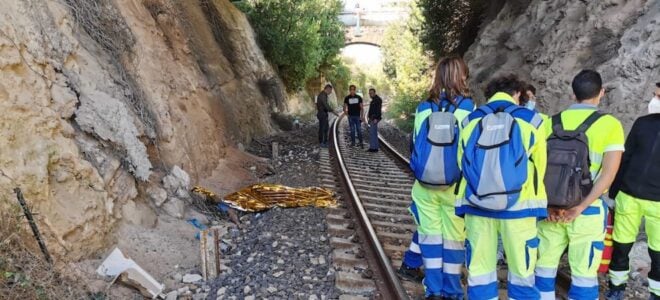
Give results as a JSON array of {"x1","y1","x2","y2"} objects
[{"x1": 545, "y1": 111, "x2": 605, "y2": 208}]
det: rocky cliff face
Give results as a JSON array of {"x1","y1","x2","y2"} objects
[
  {"x1": 466, "y1": 0, "x2": 660, "y2": 130},
  {"x1": 0, "y1": 0, "x2": 287, "y2": 261}
]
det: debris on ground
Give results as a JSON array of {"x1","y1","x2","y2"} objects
[
  {"x1": 207, "y1": 122, "x2": 339, "y2": 299},
  {"x1": 379, "y1": 120, "x2": 411, "y2": 157},
  {"x1": 222, "y1": 184, "x2": 337, "y2": 212},
  {"x1": 96, "y1": 248, "x2": 164, "y2": 298},
  {"x1": 199, "y1": 228, "x2": 222, "y2": 281}
]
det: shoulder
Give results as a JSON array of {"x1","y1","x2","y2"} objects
[
  {"x1": 456, "y1": 96, "x2": 476, "y2": 109},
  {"x1": 511, "y1": 108, "x2": 544, "y2": 129},
  {"x1": 632, "y1": 114, "x2": 657, "y2": 127},
  {"x1": 416, "y1": 100, "x2": 432, "y2": 111},
  {"x1": 595, "y1": 113, "x2": 624, "y2": 130}
]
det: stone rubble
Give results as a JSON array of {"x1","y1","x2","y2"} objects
[{"x1": 205, "y1": 124, "x2": 338, "y2": 299}]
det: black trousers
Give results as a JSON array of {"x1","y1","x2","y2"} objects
[
  {"x1": 318, "y1": 113, "x2": 329, "y2": 144},
  {"x1": 609, "y1": 240, "x2": 660, "y2": 292}
]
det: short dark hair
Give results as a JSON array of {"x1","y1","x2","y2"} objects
[
  {"x1": 369, "y1": 88, "x2": 376, "y2": 93},
  {"x1": 484, "y1": 74, "x2": 524, "y2": 98},
  {"x1": 526, "y1": 84, "x2": 536, "y2": 95},
  {"x1": 572, "y1": 70, "x2": 602, "y2": 101},
  {"x1": 656, "y1": 82, "x2": 660, "y2": 88},
  {"x1": 324, "y1": 84, "x2": 333, "y2": 89},
  {"x1": 349, "y1": 85, "x2": 357, "y2": 90}
]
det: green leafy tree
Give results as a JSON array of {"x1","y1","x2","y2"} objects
[
  {"x1": 237, "y1": 0, "x2": 345, "y2": 91},
  {"x1": 381, "y1": 4, "x2": 432, "y2": 131},
  {"x1": 416, "y1": 0, "x2": 488, "y2": 59}
]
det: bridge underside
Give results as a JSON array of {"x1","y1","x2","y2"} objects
[{"x1": 344, "y1": 26, "x2": 384, "y2": 47}]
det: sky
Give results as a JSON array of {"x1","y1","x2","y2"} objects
[
  {"x1": 342, "y1": 0, "x2": 411, "y2": 11},
  {"x1": 341, "y1": 44, "x2": 383, "y2": 67}
]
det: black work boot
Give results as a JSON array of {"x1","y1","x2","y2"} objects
[{"x1": 397, "y1": 263, "x2": 424, "y2": 283}]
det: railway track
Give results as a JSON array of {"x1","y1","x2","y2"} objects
[
  {"x1": 328, "y1": 114, "x2": 422, "y2": 299},
  {"x1": 325, "y1": 114, "x2": 579, "y2": 300}
]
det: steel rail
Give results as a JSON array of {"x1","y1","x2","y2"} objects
[
  {"x1": 377, "y1": 133, "x2": 409, "y2": 165},
  {"x1": 331, "y1": 114, "x2": 409, "y2": 299}
]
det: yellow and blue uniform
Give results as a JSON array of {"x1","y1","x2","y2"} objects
[
  {"x1": 457, "y1": 92, "x2": 547, "y2": 299},
  {"x1": 406, "y1": 96, "x2": 474, "y2": 298},
  {"x1": 535, "y1": 103, "x2": 625, "y2": 300}
]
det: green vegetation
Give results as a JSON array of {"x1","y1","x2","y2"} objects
[
  {"x1": 237, "y1": 0, "x2": 345, "y2": 91},
  {"x1": 381, "y1": 0, "x2": 491, "y2": 130},
  {"x1": 324, "y1": 57, "x2": 352, "y2": 101},
  {"x1": 0, "y1": 205, "x2": 88, "y2": 299},
  {"x1": 417, "y1": 0, "x2": 489, "y2": 59},
  {"x1": 381, "y1": 4, "x2": 432, "y2": 132}
]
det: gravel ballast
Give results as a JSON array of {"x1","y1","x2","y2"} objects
[{"x1": 209, "y1": 123, "x2": 338, "y2": 299}]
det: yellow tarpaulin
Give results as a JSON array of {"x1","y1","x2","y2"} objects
[{"x1": 192, "y1": 184, "x2": 337, "y2": 212}]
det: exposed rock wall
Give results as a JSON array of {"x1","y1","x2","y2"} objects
[
  {"x1": 0, "y1": 0, "x2": 286, "y2": 261},
  {"x1": 466, "y1": 0, "x2": 660, "y2": 130}
]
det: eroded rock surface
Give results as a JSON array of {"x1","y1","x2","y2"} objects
[
  {"x1": 0, "y1": 0, "x2": 287, "y2": 261},
  {"x1": 466, "y1": 0, "x2": 660, "y2": 130}
]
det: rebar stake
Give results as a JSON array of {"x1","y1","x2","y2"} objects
[{"x1": 14, "y1": 187, "x2": 52, "y2": 264}]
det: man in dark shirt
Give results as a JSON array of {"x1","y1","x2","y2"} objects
[
  {"x1": 316, "y1": 84, "x2": 336, "y2": 148},
  {"x1": 367, "y1": 88, "x2": 382, "y2": 152},
  {"x1": 607, "y1": 82, "x2": 660, "y2": 300},
  {"x1": 343, "y1": 85, "x2": 364, "y2": 147}
]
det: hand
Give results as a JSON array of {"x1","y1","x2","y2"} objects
[
  {"x1": 546, "y1": 207, "x2": 565, "y2": 222},
  {"x1": 371, "y1": 119, "x2": 378, "y2": 125},
  {"x1": 561, "y1": 204, "x2": 587, "y2": 223}
]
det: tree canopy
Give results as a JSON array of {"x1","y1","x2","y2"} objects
[
  {"x1": 237, "y1": 0, "x2": 345, "y2": 91},
  {"x1": 381, "y1": 4, "x2": 433, "y2": 131},
  {"x1": 416, "y1": 0, "x2": 488, "y2": 59}
]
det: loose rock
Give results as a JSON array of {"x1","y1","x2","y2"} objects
[{"x1": 182, "y1": 274, "x2": 203, "y2": 283}]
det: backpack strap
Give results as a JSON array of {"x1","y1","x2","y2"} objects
[
  {"x1": 503, "y1": 104, "x2": 522, "y2": 114},
  {"x1": 551, "y1": 113, "x2": 564, "y2": 133},
  {"x1": 479, "y1": 105, "x2": 495, "y2": 115},
  {"x1": 576, "y1": 111, "x2": 606, "y2": 133},
  {"x1": 427, "y1": 99, "x2": 440, "y2": 113},
  {"x1": 450, "y1": 97, "x2": 465, "y2": 113}
]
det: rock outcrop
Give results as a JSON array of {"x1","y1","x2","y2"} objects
[
  {"x1": 466, "y1": 0, "x2": 660, "y2": 130},
  {"x1": 0, "y1": 0, "x2": 287, "y2": 261}
]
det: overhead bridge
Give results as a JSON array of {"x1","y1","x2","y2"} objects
[{"x1": 340, "y1": 7, "x2": 410, "y2": 47}]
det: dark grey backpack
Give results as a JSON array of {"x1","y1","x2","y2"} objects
[{"x1": 545, "y1": 111, "x2": 605, "y2": 208}]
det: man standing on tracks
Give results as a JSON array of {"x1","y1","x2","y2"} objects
[
  {"x1": 535, "y1": 70, "x2": 624, "y2": 300},
  {"x1": 457, "y1": 75, "x2": 547, "y2": 299},
  {"x1": 344, "y1": 85, "x2": 364, "y2": 148},
  {"x1": 606, "y1": 82, "x2": 660, "y2": 300},
  {"x1": 405, "y1": 56, "x2": 475, "y2": 300},
  {"x1": 317, "y1": 84, "x2": 337, "y2": 148},
  {"x1": 367, "y1": 88, "x2": 382, "y2": 152}
]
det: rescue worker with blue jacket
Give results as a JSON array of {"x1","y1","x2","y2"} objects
[
  {"x1": 402, "y1": 56, "x2": 475, "y2": 300},
  {"x1": 457, "y1": 75, "x2": 547, "y2": 299}
]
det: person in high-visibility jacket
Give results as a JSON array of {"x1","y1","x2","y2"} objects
[
  {"x1": 457, "y1": 75, "x2": 547, "y2": 300},
  {"x1": 521, "y1": 83, "x2": 550, "y2": 126},
  {"x1": 606, "y1": 82, "x2": 660, "y2": 300},
  {"x1": 535, "y1": 70, "x2": 625, "y2": 300},
  {"x1": 402, "y1": 56, "x2": 475, "y2": 300}
]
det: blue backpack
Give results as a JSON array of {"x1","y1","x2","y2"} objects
[
  {"x1": 462, "y1": 104, "x2": 529, "y2": 211},
  {"x1": 410, "y1": 98, "x2": 463, "y2": 187}
]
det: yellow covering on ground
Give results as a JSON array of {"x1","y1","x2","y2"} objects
[{"x1": 193, "y1": 184, "x2": 337, "y2": 212}]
